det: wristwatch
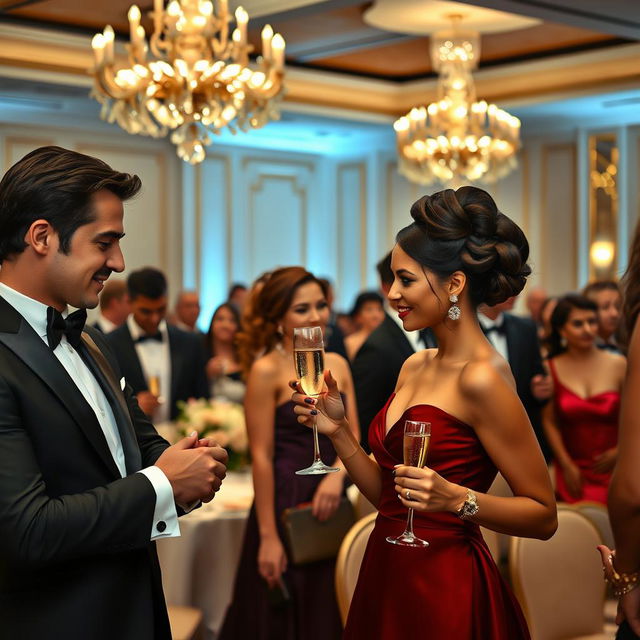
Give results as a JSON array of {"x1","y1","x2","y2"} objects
[{"x1": 456, "y1": 489, "x2": 479, "y2": 520}]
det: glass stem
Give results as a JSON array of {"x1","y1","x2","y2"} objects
[
  {"x1": 312, "y1": 418, "x2": 322, "y2": 464},
  {"x1": 403, "y1": 508, "x2": 415, "y2": 539}
]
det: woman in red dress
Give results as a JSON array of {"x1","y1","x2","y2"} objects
[
  {"x1": 543, "y1": 294, "x2": 625, "y2": 504},
  {"x1": 291, "y1": 186, "x2": 557, "y2": 639}
]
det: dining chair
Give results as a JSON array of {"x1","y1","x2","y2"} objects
[
  {"x1": 335, "y1": 512, "x2": 377, "y2": 626},
  {"x1": 509, "y1": 506, "x2": 608, "y2": 640}
]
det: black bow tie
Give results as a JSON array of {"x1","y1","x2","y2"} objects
[
  {"x1": 485, "y1": 323, "x2": 506, "y2": 336},
  {"x1": 46, "y1": 307, "x2": 87, "y2": 350},
  {"x1": 136, "y1": 332, "x2": 162, "y2": 344}
]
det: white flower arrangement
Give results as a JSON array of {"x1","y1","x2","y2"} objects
[{"x1": 176, "y1": 398, "x2": 249, "y2": 469}]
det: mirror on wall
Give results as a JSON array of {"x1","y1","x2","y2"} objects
[{"x1": 588, "y1": 133, "x2": 618, "y2": 281}]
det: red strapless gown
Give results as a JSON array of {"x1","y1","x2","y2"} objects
[
  {"x1": 548, "y1": 359, "x2": 620, "y2": 504},
  {"x1": 343, "y1": 395, "x2": 530, "y2": 640}
]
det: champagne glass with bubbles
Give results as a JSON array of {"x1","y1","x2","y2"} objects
[
  {"x1": 293, "y1": 326, "x2": 340, "y2": 475},
  {"x1": 386, "y1": 420, "x2": 431, "y2": 547}
]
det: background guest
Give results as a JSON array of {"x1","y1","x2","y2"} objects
[
  {"x1": 220, "y1": 266, "x2": 359, "y2": 640},
  {"x1": 539, "y1": 295, "x2": 558, "y2": 355},
  {"x1": 479, "y1": 296, "x2": 553, "y2": 460},
  {"x1": 542, "y1": 294, "x2": 625, "y2": 503},
  {"x1": 227, "y1": 282, "x2": 248, "y2": 313},
  {"x1": 525, "y1": 285, "x2": 548, "y2": 327},
  {"x1": 318, "y1": 277, "x2": 348, "y2": 358},
  {"x1": 93, "y1": 278, "x2": 129, "y2": 333},
  {"x1": 352, "y1": 251, "x2": 435, "y2": 452},
  {"x1": 206, "y1": 302, "x2": 244, "y2": 403},
  {"x1": 583, "y1": 280, "x2": 623, "y2": 353},
  {"x1": 344, "y1": 290, "x2": 385, "y2": 361},
  {"x1": 171, "y1": 290, "x2": 203, "y2": 334},
  {"x1": 601, "y1": 222, "x2": 640, "y2": 638},
  {"x1": 107, "y1": 267, "x2": 208, "y2": 420}
]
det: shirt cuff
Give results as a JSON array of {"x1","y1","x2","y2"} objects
[{"x1": 137, "y1": 466, "x2": 180, "y2": 540}]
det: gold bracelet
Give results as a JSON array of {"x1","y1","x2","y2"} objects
[{"x1": 608, "y1": 557, "x2": 640, "y2": 597}]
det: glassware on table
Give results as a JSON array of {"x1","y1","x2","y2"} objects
[
  {"x1": 293, "y1": 326, "x2": 340, "y2": 475},
  {"x1": 386, "y1": 419, "x2": 431, "y2": 548}
]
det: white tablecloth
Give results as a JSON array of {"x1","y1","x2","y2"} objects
[{"x1": 157, "y1": 471, "x2": 254, "y2": 640}]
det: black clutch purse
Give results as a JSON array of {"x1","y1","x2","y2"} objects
[{"x1": 281, "y1": 498, "x2": 356, "y2": 565}]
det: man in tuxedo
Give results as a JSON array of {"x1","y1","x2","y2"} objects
[
  {"x1": 171, "y1": 290, "x2": 203, "y2": 334},
  {"x1": 107, "y1": 268, "x2": 209, "y2": 420},
  {"x1": 93, "y1": 278, "x2": 129, "y2": 333},
  {"x1": 352, "y1": 252, "x2": 435, "y2": 451},
  {"x1": 479, "y1": 297, "x2": 553, "y2": 460},
  {"x1": 0, "y1": 146, "x2": 228, "y2": 639}
]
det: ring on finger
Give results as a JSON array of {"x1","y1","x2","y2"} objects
[{"x1": 405, "y1": 489, "x2": 411, "y2": 500}]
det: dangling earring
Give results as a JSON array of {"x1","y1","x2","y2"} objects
[
  {"x1": 560, "y1": 336, "x2": 567, "y2": 348},
  {"x1": 448, "y1": 294, "x2": 461, "y2": 321},
  {"x1": 276, "y1": 324, "x2": 284, "y2": 338}
]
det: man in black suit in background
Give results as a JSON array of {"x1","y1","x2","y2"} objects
[
  {"x1": 0, "y1": 146, "x2": 227, "y2": 639},
  {"x1": 107, "y1": 267, "x2": 209, "y2": 421},
  {"x1": 479, "y1": 296, "x2": 553, "y2": 460},
  {"x1": 352, "y1": 253, "x2": 435, "y2": 451}
]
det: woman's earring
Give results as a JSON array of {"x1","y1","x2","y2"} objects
[
  {"x1": 448, "y1": 294, "x2": 461, "y2": 321},
  {"x1": 277, "y1": 324, "x2": 284, "y2": 337}
]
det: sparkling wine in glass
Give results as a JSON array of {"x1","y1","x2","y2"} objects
[
  {"x1": 386, "y1": 420, "x2": 431, "y2": 547},
  {"x1": 293, "y1": 326, "x2": 339, "y2": 475},
  {"x1": 148, "y1": 375, "x2": 165, "y2": 404}
]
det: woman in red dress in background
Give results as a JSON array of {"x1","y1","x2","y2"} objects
[
  {"x1": 543, "y1": 294, "x2": 625, "y2": 504},
  {"x1": 291, "y1": 187, "x2": 557, "y2": 639}
]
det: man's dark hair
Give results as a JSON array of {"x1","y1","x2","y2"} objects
[
  {"x1": 227, "y1": 283, "x2": 247, "y2": 299},
  {"x1": 376, "y1": 252, "x2": 394, "y2": 287},
  {"x1": 127, "y1": 267, "x2": 167, "y2": 300},
  {"x1": 0, "y1": 146, "x2": 141, "y2": 263}
]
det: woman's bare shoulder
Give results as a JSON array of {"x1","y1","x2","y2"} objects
[
  {"x1": 459, "y1": 353, "x2": 514, "y2": 398},
  {"x1": 395, "y1": 349, "x2": 435, "y2": 387}
]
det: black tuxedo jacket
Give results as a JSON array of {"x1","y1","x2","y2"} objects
[
  {"x1": 484, "y1": 313, "x2": 551, "y2": 460},
  {"x1": 0, "y1": 296, "x2": 172, "y2": 640},
  {"x1": 351, "y1": 313, "x2": 416, "y2": 452},
  {"x1": 107, "y1": 323, "x2": 209, "y2": 420}
]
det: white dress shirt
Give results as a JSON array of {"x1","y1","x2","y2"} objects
[
  {"x1": 127, "y1": 315, "x2": 171, "y2": 424},
  {"x1": 0, "y1": 283, "x2": 179, "y2": 541},
  {"x1": 478, "y1": 312, "x2": 509, "y2": 360},
  {"x1": 385, "y1": 302, "x2": 424, "y2": 352}
]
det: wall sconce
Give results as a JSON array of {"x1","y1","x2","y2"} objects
[{"x1": 590, "y1": 240, "x2": 615, "y2": 270}]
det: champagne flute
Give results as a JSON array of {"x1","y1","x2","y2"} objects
[
  {"x1": 386, "y1": 420, "x2": 431, "y2": 547},
  {"x1": 148, "y1": 375, "x2": 165, "y2": 404},
  {"x1": 293, "y1": 326, "x2": 339, "y2": 475}
]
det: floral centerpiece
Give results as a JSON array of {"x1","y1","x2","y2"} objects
[{"x1": 176, "y1": 398, "x2": 249, "y2": 470}]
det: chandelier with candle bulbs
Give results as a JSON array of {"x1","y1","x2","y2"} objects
[
  {"x1": 394, "y1": 19, "x2": 520, "y2": 185},
  {"x1": 90, "y1": 0, "x2": 286, "y2": 164}
]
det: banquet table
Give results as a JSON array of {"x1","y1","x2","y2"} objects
[{"x1": 157, "y1": 471, "x2": 254, "y2": 640}]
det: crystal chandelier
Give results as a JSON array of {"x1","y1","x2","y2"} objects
[
  {"x1": 394, "y1": 19, "x2": 520, "y2": 185},
  {"x1": 90, "y1": 0, "x2": 286, "y2": 164}
]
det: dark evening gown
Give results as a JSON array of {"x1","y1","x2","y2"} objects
[
  {"x1": 344, "y1": 394, "x2": 530, "y2": 640},
  {"x1": 548, "y1": 359, "x2": 620, "y2": 504},
  {"x1": 219, "y1": 401, "x2": 343, "y2": 640}
]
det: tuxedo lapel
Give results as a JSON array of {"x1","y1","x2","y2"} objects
[
  {"x1": 120, "y1": 325, "x2": 148, "y2": 390},
  {"x1": 0, "y1": 299, "x2": 121, "y2": 479},
  {"x1": 503, "y1": 314, "x2": 520, "y2": 369},
  {"x1": 80, "y1": 333, "x2": 142, "y2": 474}
]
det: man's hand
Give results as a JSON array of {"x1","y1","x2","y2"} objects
[
  {"x1": 137, "y1": 391, "x2": 160, "y2": 417},
  {"x1": 155, "y1": 433, "x2": 228, "y2": 504},
  {"x1": 531, "y1": 374, "x2": 553, "y2": 401}
]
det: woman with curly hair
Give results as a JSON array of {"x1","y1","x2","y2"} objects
[
  {"x1": 220, "y1": 266, "x2": 359, "y2": 640},
  {"x1": 291, "y1": 187, "x2": 557, "y2": 639}
]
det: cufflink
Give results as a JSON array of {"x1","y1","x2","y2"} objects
[{"x1": 156, "y1": 521, "x2": 167, "y2": 532}]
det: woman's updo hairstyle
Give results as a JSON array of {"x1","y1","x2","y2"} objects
[{"x1": 396, "y1": 186, "x2": 531, "y2": 306}]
